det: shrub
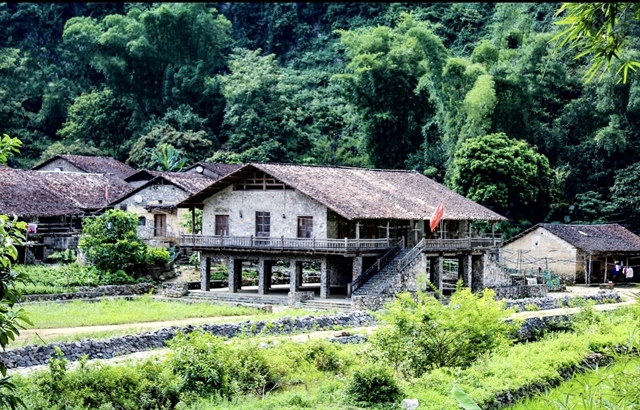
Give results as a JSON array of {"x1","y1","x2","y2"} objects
[
  {"x1": 524, "y1": 303, "x2": 541, "y2": 311},
  {"x1": 21, "y1": 349, "x2": 181, "y2": 410},
  {"x1": 98, "y1": 270, "x2": 136, "y2": 285},
  {"x1": 302, "y1": 338, "x2": 343, "y2": 372},
  {"x1": 79, "y1": 209, "x2": 148, "y2": 274},
  {"x1": 166, "y1": 330, "x2": 233, "y2": 397},
  {"x1": 47, "y1": 249, "x2": 77, "y2": 264},
  {"x1": 370, "y1": 282, "x2": 518, "y2": 376},
  {"x1": 343, "y1": 363, "x2": 403, "y2": 406},
  {"x1": 146, "y1": 247, "x2": 170, "y2": 265},
  {"x1": 228, "y1": 341, "x2": 281, "y2": 397}
]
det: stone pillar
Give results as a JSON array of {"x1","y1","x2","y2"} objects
[
  {"x1": 462, "y1": 253, "x2": 472, "y2": 289},
  {"x1": 320, "y1": 259, "x2": 330, "y2": 298},
  {"x1": 258, "y1": 258, "x2": 272, "y2": 295},
  {"x1": 436, "y1": 254, "x2": 444, "y2": 298},
  {"x1": 429, "y1": 257, "x2": 437, "y2": 286},
  {"x1": 290, "y1": 260, "x2": 303, "y2": 292},
  {"x1": 200, "y1": 255, "x2": 211, "y2": 291},
  {"x1": 228, "y1": 258, "x2": 242, "y2": 293},
  {"x1": 352, "y1": 256, "x2": 363, "y2": 282}
]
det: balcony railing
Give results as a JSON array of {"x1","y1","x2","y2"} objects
[
  {"x1": 180, "y1": 234, "x2": 401, "y2": 252},
  {"x1": 422, "y1": 234, "x2": 503, "y2": 251}
]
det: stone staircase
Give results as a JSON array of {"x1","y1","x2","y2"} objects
[
  {"x1": 352, "y1": 248, "x2": 413, "y2": 296},
  {"x1": 185, "y1": 290, "x2": 287, "y2": 306},
  {"x1": 185, "y1": 290, "x2": 355, "y2": 311}
]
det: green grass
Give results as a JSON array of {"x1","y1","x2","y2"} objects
[
  {"x1": 507, "y1": 355, "x2": 640, "y2": 409},
  {"x1": 20, "y1": 295, "x2": 266, "y2": 329}
]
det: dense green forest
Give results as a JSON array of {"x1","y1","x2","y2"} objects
[{"x1": 2, "y1": 2, "x2": 640, "y2": 234}]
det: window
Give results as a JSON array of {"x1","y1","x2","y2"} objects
[
  {"x1": 297, "y1": 216, "x2": 313, "y2": 238},
  {"x1": 215, "y1": 215, "x2": 229, "y2": 236},
  {"x1": 119, "y1": 204, "x2": 127, "y2": 211},
  {"x1": 138, "y1": 216, "x2": 146, "y2": 226},
  {"x1": 255, "y1": 212, "x2": 270, "y2": 237},
  {"x1": 154, "y1": 214, "x2": 166, "y2": 236}
]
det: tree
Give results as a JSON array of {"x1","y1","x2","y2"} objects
[
  {"x1": 151, "y1": 143, "x2": 188, "y2": 172},
  {"x1": 78, "y1": 209, "x2": 148, "y2": 274},
  {"x1": 0, "y1": 135, "x2": 31, "y2": 409},
  {"x1": 57, "y1": 88, "x2": 134, "y2": 161},
  {"x1": 551, "y1": 3, "x2": 640, "y2": 83},
  {"x1": 127, "y1": 124, "x2": 213, "y2": 170},
  {"x1": 334, "y1": 14, "x2": 448, "y2": 169},
  {"x1": 451, "y1": 132, "x2": 552, "y2": 221}
]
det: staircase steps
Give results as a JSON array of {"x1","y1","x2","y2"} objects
[
  {"x1": 352, "y1": 249, "x2": 414, "y2": 296},
  {"x1": 299, "y1": 299, "x2": 355, "y2": 311},
  {"x1": 185, "y1": 290, "x2": 287, "y2": 306},
  {"x1": 185, "y1": 290, "x2": 355, "y2": 311}
]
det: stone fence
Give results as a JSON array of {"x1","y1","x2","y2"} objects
[
  {"x1": 22, "y1": 283, "x2": 157, "y2": 302},
  {"x1": 1, "y1": 311, "x2": 376, "y2": 369}
]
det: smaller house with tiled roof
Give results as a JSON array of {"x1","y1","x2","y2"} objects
[
  {"x1": 0, "y1": 168, "x2": 133, "y2": 261},
  {"x1": 32, "y1": 154, "x2": 137, "y2": 180},
  {"x1": 182, "y1": 161, "x2": 242, "y2": 180},
  {"x1": 501, "y1": 223, "x2": 640, "y2": 285},
  {"x1": 109, "y1": 171, "x2": 215, "y2": 247}
]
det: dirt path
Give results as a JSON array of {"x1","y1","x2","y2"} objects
[{"x1": 14, "y1": 303, "x2": 292, "y2": 346}]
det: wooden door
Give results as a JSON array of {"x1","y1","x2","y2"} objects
[{"x1": 154, "y1": 214, "x2": 166, "y2": 237}]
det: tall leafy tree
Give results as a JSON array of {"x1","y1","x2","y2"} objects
[
  {"x1": 334, "y1": 14, "x2": 448, "y2": 169},
  {"x1": 451, "y1": 132, "x2": 552, "y2": 221},
  {"x1": 61, "y1": 3, "x2": 232, "y2": 135},
  {"x1": 57, "y1": 88, "x2": 134, "y2": 160}
]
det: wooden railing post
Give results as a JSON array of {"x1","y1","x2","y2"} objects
[{"x1": 251, "y1": 235, "x2": 254, "y2": 247}]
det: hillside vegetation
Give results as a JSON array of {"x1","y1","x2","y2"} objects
[{"x1": 2, "y1": 2, "x2": 640, "y2": 233}]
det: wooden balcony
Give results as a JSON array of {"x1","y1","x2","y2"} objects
[
  {"x1": 179, "y1": 235, "x2": 401, "y2": 254},
  {"x1": 179, "y1": 233, "x2": 502, "y2": 255},
  {"x1": 421, "y1": 234, "x2": 503, "y2": 252}
]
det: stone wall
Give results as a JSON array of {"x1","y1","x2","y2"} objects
[
  {"x1": 501, "y1": 227, "x2": 578, "y2": 283},
  {"x1": 491, "y1": 284, "x2": 548, "y2": 299},
  {"x1": 111, "y1": 184, "x2": 189, "y2": 244},
  {"x1": 36, "y1": 158, "x2": 84, "y2": 173},
  {"x1": 22, "y1": 283, "x2": 157, "y2": 302},
  {"x1": 201, "y1": 184, "x2": 329, "y2": 238},
  {"x1": 1, "y1": 311, "x2": 376, "y2": 369}
]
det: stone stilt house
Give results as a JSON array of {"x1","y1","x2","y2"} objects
[
  {"x1": 177, "y1": 163, "x2": 507, "y2": 308},
  {"x1": 501, "y1": 223, "x2": 640, "y2": 285}
]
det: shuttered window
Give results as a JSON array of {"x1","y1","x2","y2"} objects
[
  {"x1": 215, "y1": 215, "x2": 229, "y2": 236},
  {"x1": 297, "y1": 216, "x2": 313, "y2": 238},
  {"x1": 256, "y1": 212, "x2": 270, "y2": 237}
]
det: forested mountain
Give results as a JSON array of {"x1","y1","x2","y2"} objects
[{"x1": 2, "y1": 2, "x2": 639, "y2": 235}]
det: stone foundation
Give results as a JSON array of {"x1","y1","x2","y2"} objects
[
  {"x1": 22, "y1": 283, "x2": 157, "y2": 302},
  {"x1": 288, "y1": 291, "x2": 315, "y2": 306},
  {"x1": 162, "y1": 282, "x2": 189, "y2": 298},
  {"x1": 491, "y1": 284, "x2": 548, "y2": 299}
]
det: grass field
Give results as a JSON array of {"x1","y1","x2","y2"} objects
[{"x1": 19, "y1": 295, "x2": 323, "y2": 329}]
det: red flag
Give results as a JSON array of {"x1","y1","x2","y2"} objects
[{"x1": 430, "y1": 201, "x2": 444, "y2": 233}]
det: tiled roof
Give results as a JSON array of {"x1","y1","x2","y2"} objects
[
  {"x1": 178, "y1": 163, "x2": 507, "y2": 221},
  {"x1": 0, "y1": 168, "x2": 134, "y2": 217},
  {"x1": 33, "y1": 155, "x2": 137, "y2": 179},
  {"x1": 506, "y1": 223, "x2": 640, "y2": 254},
  {"x1": 182, "y1": 162, "x2": 242, "y2": 179},
  {"x1": 110, "y1": 172, "x2": 215, "y2": 205}
]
